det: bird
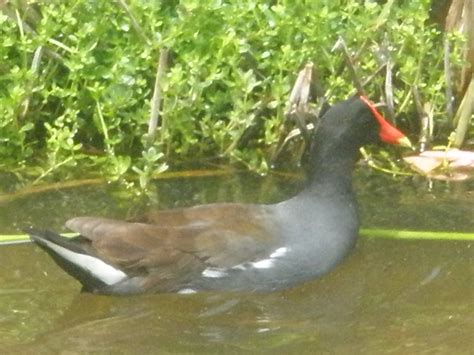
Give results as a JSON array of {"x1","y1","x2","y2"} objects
[{"x1": 25, "y1": 95, "x2": 411, "y2": 295}]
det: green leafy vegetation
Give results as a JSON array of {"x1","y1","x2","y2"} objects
[{"x1": 0, "y1": 1, "x2": 471, "y2": 189}]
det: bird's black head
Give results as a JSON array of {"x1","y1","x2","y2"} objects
[
  {"x1": 303, "y1": 95, "x2": 411, "y2": 192},
  {"x1": 315, "y1": 96, "x2": 411, "y2": 151}
]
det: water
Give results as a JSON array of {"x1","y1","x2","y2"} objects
[{"x1": 1, "y1": 170, "x2": 473, "y2": 353}]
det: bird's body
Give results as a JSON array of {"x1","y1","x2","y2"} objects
[{"x1": 26, "y1": 96, "x2": 410, "y2": 295}]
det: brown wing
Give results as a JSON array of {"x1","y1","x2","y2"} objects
[{"x1": 65, "y1": 203, "x2": 278, "y2": 280}]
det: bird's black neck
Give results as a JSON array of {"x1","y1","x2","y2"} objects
[{"x1": 303, "y1": 135, "x2": 361, "y2": 196}]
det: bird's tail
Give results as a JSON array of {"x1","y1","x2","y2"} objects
[{"x1": 25, "y1": 227, "x2": 126, "y2": 292}]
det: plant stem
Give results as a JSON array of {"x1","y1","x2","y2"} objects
[
  {"x1": 20, "y1": 46, "x2": 43, "y2": 120},
  {"x1": 147, "y1": 49, "x2": 168, "y2": 149},
  {"x1": 4, "y1": 228, "x2": 473, "y2": 245},
  {"x1": 116, "y1": 0, "x2": 150, "y2": 44},
  {"x1": 453, "y1": 78, "x2": 474, "y2": 147},
  {"x1": 443, "y1": 35, "x2": 454, "y2": 120},
  {"x1": 96, "y1": 101, "x2": 112, "y2": 154},
  {"x1": 360, "y1": 228, "x2": 474, "y2": 241},
  {"x1": 412, "y1": 85, "x2": 430, "y2": 151},
  {"x1": 333, "y1": 37, "x2": 366, "y2": 96}
]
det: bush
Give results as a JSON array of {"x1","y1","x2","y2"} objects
[{"x1": 0, "y1": 0, "x2": 468, "y2": 186}]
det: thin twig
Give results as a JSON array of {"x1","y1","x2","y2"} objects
[
  {"x1": 412, "y1": 86, "x2": 429, "y2": 152},
  {"x1": 361, "y1": 63, "x2": 387, "y2": 87},
  {"x1": 116, "y1": 0, "x2": 150, "y2": 44},
  {"x1": 372, "y1": 38, "x2": 394, "y2": 117},
  {"x1": 360, "y1": 148, "x2": 413, "y2": 176},
  {"x1": 384, "y1": 48, "x2": 395, "y2": 120},
  {"x1": 20, "y1": 46, "x2": 43, "y2": 119},
  {"x1": 147, "y1": 49, "x2": 168, "y2": 148},
  {"x1": 443, "y1": 35, "x2": 454, "y2": 120},
  {"x1": 47, "y1": 38, "x2": 75, "y2": 54},
  {"x1": 32, "y1": 157, "x2": 74, "y2": 185},
  {"x1": 332, "y1": 37, "x2": 366, "y2": 96},
  {"x1": 96, "y1": 101, "x2": 112, "y2": 154}
]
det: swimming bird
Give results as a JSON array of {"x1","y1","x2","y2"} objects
[{"x1": 26, "y1": 95, "x2": 411, "y2": 295}]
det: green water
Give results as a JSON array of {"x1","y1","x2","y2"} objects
[{"x1": 1, "y1": 171, "x2": 473, "y2": 353}]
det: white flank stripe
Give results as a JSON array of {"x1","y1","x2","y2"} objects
[
  {"x1": 39, "y1": 238, "x2": 127, "y2": 285},
  {"x1": 251, "y1": 259, "x2": 274, "y2": 269},
  {"x1": 269, "y1": 247, "x2": 288, "y2": 258},
  {"x1": 231, "y1": 264, "x2": 247, "y2": 271},
  {"x1": 178, "y1": 288, "x2": 197, "y2": 294},
  {"x1": 202, "y1": 267, "x2": 228, "y2": 278}
]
